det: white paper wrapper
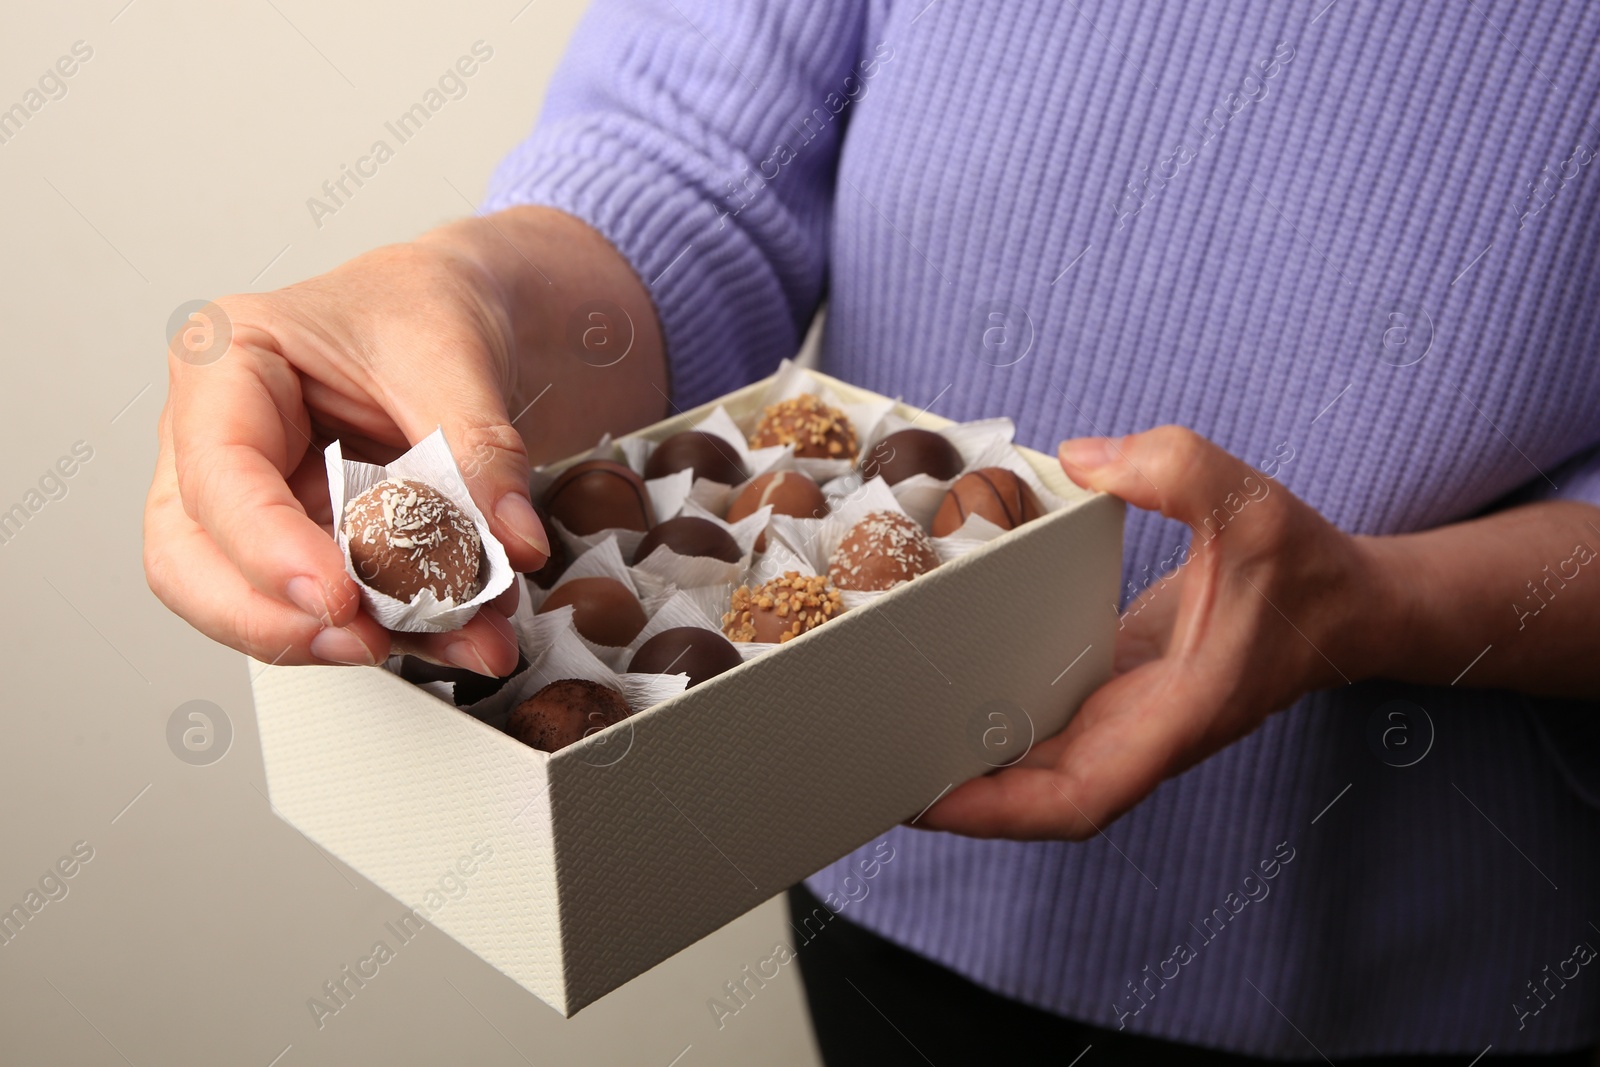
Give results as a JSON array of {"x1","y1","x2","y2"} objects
[
  {"x1": 325, "y1": 428, "x2": 514, "y2": 633},
  {"x1": 739, "y1": 360, "x2": 896, "y2": 482},
  {"x1": 525, "y1": 536, "x2": 677, "y2": 670},
  {"x1": 632, "y1": 500, "x2": 771, "y2": 588}
]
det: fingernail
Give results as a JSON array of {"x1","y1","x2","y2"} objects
[
  {"x1": 1060, "y1": 437, "x2": 1115, "y2": 470},
  {"x1": 444, "y1": 639, "x2": 495, "y2": 677},
  {"x1": 495, "y1": 493, "x2": 552, "y2": 558},
  {"x1": 287, "y1": 575, "x2": 329, "y2": 622},
  {"x1": 310, "y1": 626, "x2": 377, "y2": 666}
]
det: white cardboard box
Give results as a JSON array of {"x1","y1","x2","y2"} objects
[{"x1": 251, "y1": 371, "x2": 1124, "y2": 1016}]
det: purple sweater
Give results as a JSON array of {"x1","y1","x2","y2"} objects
[{"x1": 487, "y1": 0, "x2": 1600, "y2": 1055}]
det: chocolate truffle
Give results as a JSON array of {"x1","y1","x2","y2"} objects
[
  {"x1": 537, "y1": 576, "x2": 647, "y2": 646},
  {"x1": 342, "y1": 478, "x2": 485, "y2": 604},
  {"x1": 643, "y1": 430, "x2": 747, "y2": 485},
  {"x1": 628, "y1": 626, "x2": 743, "y2": 687},
  {"x1": 828, "y1": 511, "x2": 939, "y2": 591},
  {"x1": 632, "y1": 516, "x2": 742, "y2": 564},
  {"x1": 725, "y1": 470, "x2": 829, "y2": 552},
  {"x1": 522, "y1": 504, "x2": 569, "y2": 588},
  {"x1": 542, "y1": 459, "x2": 654, "y2": 536},
  {"x1": 507, "y1": 679, "x2": 632, "y2": 753},
  {"x1": 722, "y1": 571, "x2": 844, "y2": 643},
  {"x1": 931, "y1": 467, "x2": 1044, "y2": 537},
  {"x1": 749, "y1": 394, "x2": 858, "y2": 459},
  {"x1": 400, "y1": 653, "x2": 529, "y2": 707},
  {"x1": 858, "y1": 428, "x2": 963, "y2": 486}
]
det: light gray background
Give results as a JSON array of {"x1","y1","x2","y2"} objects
[{"x1": 0, "y1": 2, "x2": 822, "y2": 1063}]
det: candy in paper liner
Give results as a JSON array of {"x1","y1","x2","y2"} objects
[
  {"x1": 741, "y1": 359, "x2": 895, "y2": 482},
  {"x1": 759, "y1": 477, "x2": 913, "y2": 610},
  {"x1": 618, "y1": 405, "x2": 791, "y2": 515},
  {"x1": 631, "y1": 499, "x2": 771, "y2": 587},
  {"x1": 824, "y1": 416, "x2": 1021, "y2": 528},
  {"x1": 325, "y1": 428, "x2": 514, "y2": 633},
  {"x1": 525, "y1": 536, "x2": 676, "y2": 670},
  {"x1": 527, "y1": 435, "x2": 694, "y2": 560}
]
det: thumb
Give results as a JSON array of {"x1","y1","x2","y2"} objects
[
  {"x1": 392, "y1": 380, "x2": 551, "y2": 573},
  {"x1": 1057, "y1": 426, "x2": 1274, "y2": 536}
]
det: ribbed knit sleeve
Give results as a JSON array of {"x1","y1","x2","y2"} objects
[{"x1": 484, "y1": 0, "x2": 876, "y2": 408}]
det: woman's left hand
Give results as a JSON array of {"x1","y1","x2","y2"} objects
[{"x1": 919, "y1": 426, "x2": 1383, "y2": 841}]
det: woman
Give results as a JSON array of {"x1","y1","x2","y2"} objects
[{"x1": 144, "y1": 1, "x2": 1600, "y2": 1061}]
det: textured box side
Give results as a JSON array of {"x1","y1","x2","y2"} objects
[
  {"x1": 251, "y1": 664, "x2": 574, "y2": 1012},
  {"x1": 546, "y1": 490, "x2": 1124, "y2": 1012}
]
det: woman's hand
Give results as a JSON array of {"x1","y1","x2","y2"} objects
[
  {"x1": 920, "y1": 426, "x2": 1384, "y2": 840},
  {"x1": 144, "y1": 207, "x2": 666, "y2": 675}
]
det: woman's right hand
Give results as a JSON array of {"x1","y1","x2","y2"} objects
[{"x1": 143, "y1": 235, "x2": 553, "y2": 675}]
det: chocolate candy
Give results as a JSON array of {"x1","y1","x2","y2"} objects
[
  {"x1": 643, "y1": 430, "x2": 747, "y2": 485},
  {"x1": 542, "y1": 459, "x2": 654, "y2": 536},
  {"x1": 828, "y1": 511, "x2": 939, "y2": 591},
  {"x1": 725, "y1": 470, "x2": 829, "y2": 552},
  {"x1": 749, "y1": 394, "x2": 857, "y2": 459},
  {"x1": 399, "y1": 653, "x2": 529, "y2": 707},
  {"x1": 633, "y1": 516, "x2": 741, "y2": 565},
  {"x1": 537, "y1": 576, "x2": 647, "y2": 646},
  {"x1": 628, "y1": 627, "x2": 743, "y2": 687},
  {"x1": 522, "y1": 504, "x2": 569, "y2": 588},
  {"x1": 722, "y1": 571, "x2": 844, "y2": 643},
  {"x1": 931, "y1": 467, "x2": 1044, "y2": 537},
  {"x1": 507, "y1": 679, "x2": 631, "y2": 753},
  {"x1": 858, "y1": 428, "x2": 963, "y2": 486},
  {"x1": 342, "y1": 478, "x2": 484, "y2": 604}
]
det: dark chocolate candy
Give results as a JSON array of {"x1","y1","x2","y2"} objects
[
  {"x1": 858, "y1": 428, "x2": 963, "y2": 486},
  {"x1": 643, "y1": 430, "x2": 747, "y2": 485},
  {"x1": 632, "y1": 516, "x2": 741, "y2": 565},
  {"x1": 542, "y1": 459, "x2": 654, "y2": 536},
  {"x1": 627, "y1": 626, "x2": 743, "y2": 687},
  {"x1": 506, "y1": 679, "x2": 631, "y2": 753}
]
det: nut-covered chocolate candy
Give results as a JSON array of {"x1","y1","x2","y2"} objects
[
  {"x1": 643, "y1": 430, "x2": 747, "y2": 485},
  {"x1": 931, "y1": 467, "x2": 1044, "y2": 537},
  {"x1": 858, "y1": 428, "x2": 963, "y2": 486},
  {"x1": 632, "y1": 516, "x2": 741, "y2": 564},
  {"x1": 749, "y1": 394, "x2": 858, "y2": 459},
  {"x1": 725, "y1": 470, "x2": 829, "y2": 552},
  {"x1": 507, "y1": 679, "x2": 631, "y2": 753},
  {"x1": 537, "y1": 576, "x2": 647, "y2": 646},
  {"x1": 399, "y1": 653, "x2": 529, "y2": 707},
  {"x1": 628, "y1": 626, "x2": 743, "y2": 687},
  {"x1": 828, "y1": 511, "x2": 939, "y2": 591},
  {"x1": 342, "y1": 478, "x2": 485, "y2": 604},
  {"x1": 522, "y1": 504, "x2": 569, "y2": 588},
  {"x1": 722, "y1": 571, "x2": 844, "y2": 643},
  {"x1": 542, "y1": 459, "x2": 654, "y2": 536}
]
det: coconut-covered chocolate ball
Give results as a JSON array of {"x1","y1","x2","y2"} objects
[
  {"x1": 507, "y1": 679, "x2": 632, "y2": 753},
  {"x1": 931, "y1": 467, "x2": 1044, "y2": 537},
  {"x1": 828, "y1": 511, "x2": 939, "y2": 591},
  {"x1": 542, "y1": 459, "x2": 654, "y2": 535},
  {"x1": 644, "y1": 430, "x2": 747, "y2": 485},
  {"x1": 632, "y1": 516, "x2": 742, "y2": 564},
  {"x1": 628, "y1": 627, "x2": 743, "y2": 687},
  {"x1": 858, "y1": 428, "x2": 963, "y2": 486},
  {"x1": 342, "y1": 478, "x2": 485, "y2": 604},
  {"x1": 748, "y1": 394, "x2": 858, "y2": 459},
  {"x1": 537, "y1": 576, "x2": 647, "y2": 647},
  {"x1": 722, "y1": 571, "x2": 844, "y2": 643}
]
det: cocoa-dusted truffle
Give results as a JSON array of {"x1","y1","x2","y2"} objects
[
  {"x1": 542, "y1": 459, "x2": 654, "y2": 536},
  {"x1": 633, "y1": 516, "x2": 741, "y2": 564},
  {"x1": 342, "y1": 478, "x2": 485, "y2": 604},
  {"x1": 644, "y1": 430, "x2": 747, "y2": 485},
  {"x1": 722, "y1": 571, "x2": 844, "y2": 643},
  {"x1": 400, "y1": 653, "x2": 529, "y2": 707},
  {"x1": 828, "y1": 511, "x2": 939, "y2": 591},
  {"x1": 931, "y1": 467, "x2": 1044, "y2": 537},
  {"x1": 628, "y1": 627, "x2": 743, "y2": 687},
  {"x1": 725, "y1": 470, "x2": 829, "y2": 552},
  {"x1": 522, "y1": 504, "x2": 569, "y2": 588},
  {"x1": 507, "y1": 679, "x2": 631, "y2": 753},
  {"x1": 749, "y1": 394, "x2": 858, "y2": 459},
  {"x1": 858, "y1": 428, "x2": 963, "y2": 486},
  {"x1": 537, "y1": 576, "x2": 647, "y2": 646}
]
